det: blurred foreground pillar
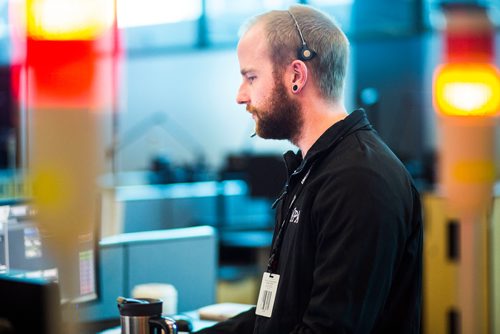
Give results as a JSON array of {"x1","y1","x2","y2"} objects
[
  {"x1": 10, "y1": 0, "x2": 120, "y2": 331},
  {"x1": 432, "y1": 2, "x2": 500, "y2": 333}
]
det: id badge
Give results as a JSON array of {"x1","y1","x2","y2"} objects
[{"x1": 255, "y1": 272, "x2": 280, "y2": 318}]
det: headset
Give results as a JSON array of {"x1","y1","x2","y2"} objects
[{"x1": 288, "y1": 10, "x2": 317, "y2": 61}]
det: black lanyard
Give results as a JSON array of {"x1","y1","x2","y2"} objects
[{"x1": 266, "y1": 164, "x2": 314, "y2": 274}]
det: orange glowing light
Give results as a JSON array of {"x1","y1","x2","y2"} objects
[
  {"x1": 433, "y1": 63, "x2": 500, "y2": 117},
  {"x1": 27, "y1": 0, "x2": 115, "y2": 40}
]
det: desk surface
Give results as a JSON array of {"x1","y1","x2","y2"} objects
[{"x1": 99, "y1": 312, "x2": 216, "y2": 333}]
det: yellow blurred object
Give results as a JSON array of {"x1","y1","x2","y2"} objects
[
  {"x1": 30, "y1": 109, "x2": 103, "y2": 255},
  {"x1": 437, "y1": 117, "x2": 496, "y2": 216},
  {"x1": 32, "y1": 166, "x2": 73, "y2": 209},
  {"x1": 217, "y1": 276, "x2": 259, "y2": 305},
  {"x1": 492, "y1": 194, "x2": 500, "y2": 333},
  {"x1": 423, "y1": 192, "x2": 492, "y2": 334},
  {"x1": 26, "y1": 0, "x2": 115, "y2": 40},
  {"x1": 451, "y1": 160, "x2": 496, "y2": 183},
  {"x1": 434, "y1": 63, "x2": 500, "y2": 117}
]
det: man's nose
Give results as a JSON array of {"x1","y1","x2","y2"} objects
[{"x1": 236, "y1": 84, "x2": 249, "y2": 105}]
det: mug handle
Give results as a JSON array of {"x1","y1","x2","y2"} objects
[{"x1": 149, "y1": 316, "x2": 177, "y2": 334}]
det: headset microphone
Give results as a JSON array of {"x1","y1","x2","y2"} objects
[
  {"x1": 250, "y1": 132, "x2": 257, "y2": 138},
  {"x1": 288, "y1": 10, "x2": 317, "y2": 61}
]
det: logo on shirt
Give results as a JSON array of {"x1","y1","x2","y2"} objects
[{"x1": 290, "y1": 207, "x2": 300, "y2": 224}]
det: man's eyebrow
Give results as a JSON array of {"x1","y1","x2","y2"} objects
[{"x1": 240, "y1": 68, "x2": 254, "y2": 76}]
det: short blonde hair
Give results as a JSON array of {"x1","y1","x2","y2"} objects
[{"x1": 242, "y1": 5, "x2": 349, "y2": 102}]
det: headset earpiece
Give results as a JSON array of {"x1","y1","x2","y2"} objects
[
  {"x1": 298, "y1": 45, "x2": 316, "y2": 61},
  {"x1": 289, "y1": 10, "x2": 317, "y2": 62}
]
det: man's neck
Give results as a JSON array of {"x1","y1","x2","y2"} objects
[{"x1": 295, "y1": 99, "x2": 348, "y2": 158}]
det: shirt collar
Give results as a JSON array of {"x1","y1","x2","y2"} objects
[{"x1": 282, "y1": 109, "x2": 372, "y2": 176}]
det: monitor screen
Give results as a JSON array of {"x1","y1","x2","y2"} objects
[
  {"x1": 0, "y1": 202, "x2": 99, "y2": 305},
  {"x1": 0, "y1": 274, "x2": 62, "y2": 334}
]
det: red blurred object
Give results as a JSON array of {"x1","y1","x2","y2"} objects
[
  {"x1": 8, "y1": 0, "x2": 122, "y2": 110},
  {"x1": 27, "y1": 39, "x2": 97, "y2": 109},
  {"x1": 442, "y1": 5, "x2": 495, "y2": 63},
  {"x1": 446, "y1": 32, "x2": 494, "y2": 62}
]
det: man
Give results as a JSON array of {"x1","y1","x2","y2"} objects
[{"x1": 196, "y1": 4, "x2": 422, "y2": 334}]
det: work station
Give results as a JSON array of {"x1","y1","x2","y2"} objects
[{"x1": 0, "y1": 0, "x2": 500, "y2": 333}]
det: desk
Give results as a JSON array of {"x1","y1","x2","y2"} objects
[
  {"x1": 98, "y1": 304, "x2": 258, "y2": 334},
  {"x1": 99, "y1": 312, "x2": 216, "y2": 333}
]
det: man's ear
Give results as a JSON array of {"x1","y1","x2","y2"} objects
[{"x1": 290, "y1": 60, "x2": 308, "y2": 94}]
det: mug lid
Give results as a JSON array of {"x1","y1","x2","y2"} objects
[{"x1": 117, "y1": 297, "x2": 163, "y2": 316}]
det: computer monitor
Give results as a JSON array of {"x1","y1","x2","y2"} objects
[
  {"x1": 0, "y1": 201, "x2": 100, "y2": 305},
  {"x1": 0, "y1": 274, "x2": 62, "y2": 334},
  {"x1": 221, "y1": 154, "x2": 286, "y2": 200}
]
